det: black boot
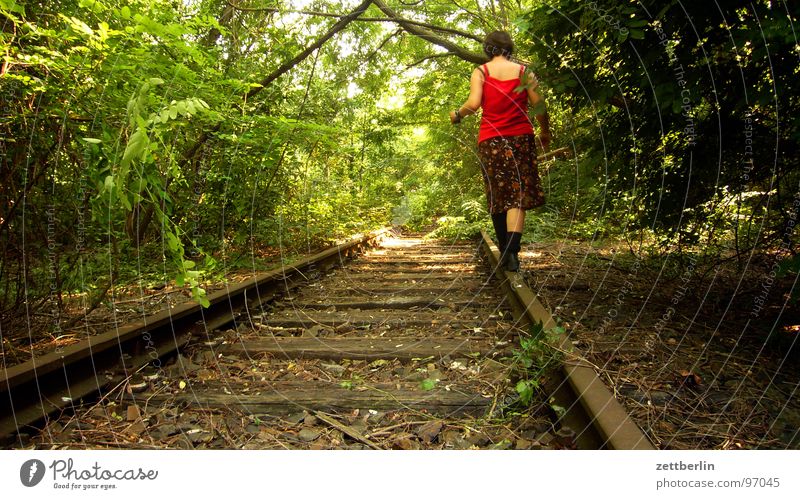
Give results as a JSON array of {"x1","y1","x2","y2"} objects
[
  {"x1": 504, "y1": 231, "x2": 522, "y2": 272},
  {"x1": 490, "y1": 213, "x2": 508, "y2": 253}
]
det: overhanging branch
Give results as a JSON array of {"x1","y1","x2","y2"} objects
[
  {"x1": 224, "y1": 0, "x2": 484, "y2": 45},
  {"x1": 372, "y1": 0, "x2": 485, "y2": 65},
  {"x1": 407, "y1": 52, "x2": 456, "y2": 68},
  {"x1": 180, "y1": 0, "x2": 374, "y2": 168},
  {"x1": 247, "y1": 0, "x2": 375, "y2": 98}
]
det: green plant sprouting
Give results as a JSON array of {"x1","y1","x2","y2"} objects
[{"x1": 511, "y1": 321, "x2": 565, "y2": 406}]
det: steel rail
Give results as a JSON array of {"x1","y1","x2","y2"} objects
[
  {"x1": 479, "y1": 230, "x2": 654, "y2": 450},
  {"x1": 0, "y1": 229, "x2": 389, "y2": 442}
]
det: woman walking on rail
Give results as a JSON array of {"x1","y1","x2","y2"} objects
[{"x1": 450, "y1": 31, "x2": 551, "y2": 272}]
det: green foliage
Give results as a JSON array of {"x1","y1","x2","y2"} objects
[
  {"x1": 340, "y1": 373, "x2": 364, "y2": 391},
  {"x1": 425, "y1": 200, "x2": 490, "y2": 240},
  {"x1": 511, "y1": 321, "x2": 565, "y2": 406},
  {"x1": 0, "y1": 0, "x2": 411, "y2": 315},
  {"x1": 2, "y1": 0, "x2": 797, "y2": 325},
  {"x1": 517, "y1": 0, "x2": 800, "y2": 252},
  {"x1": 419, "y1": 378, "x2": 439, "y2": 391}
]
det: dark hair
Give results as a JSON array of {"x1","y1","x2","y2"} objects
[{"x1": 483, "y1": 31, "x2": 514, "y2": 59}]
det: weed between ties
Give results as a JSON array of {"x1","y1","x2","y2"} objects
[{"x1": 509, "y1": 321, "x2": 565, "y2": 415}]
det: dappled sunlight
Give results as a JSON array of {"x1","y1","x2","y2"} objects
[{"x1": 378, "y1": 236, "x2": 425, "y2": 249}]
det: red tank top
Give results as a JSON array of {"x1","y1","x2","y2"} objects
[{"x1": 478, "y1": 64, "x2": 534, "y2": 143}]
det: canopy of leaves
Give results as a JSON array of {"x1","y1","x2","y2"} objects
[{"x1": 1, "y1": 0, "x2": 797, "y2": 319}]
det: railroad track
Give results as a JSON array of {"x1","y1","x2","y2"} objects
[{"x1": 1, "y1": 229, "x2": 653, "y2": 450}]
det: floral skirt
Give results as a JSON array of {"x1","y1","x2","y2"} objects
[{"x1": 477, "y1": 134, "x2": 545, "y2": 214}]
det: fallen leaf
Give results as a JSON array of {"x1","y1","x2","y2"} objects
[
  {"x1": 678, "y1": 370, "x2": 702, "y2": 388},
  {"x1": 416, "y1": 421, "x2": 444, "y2": 444},
  {"x1": 126, "y1": 405, "x2": 141, "y2": 422}
]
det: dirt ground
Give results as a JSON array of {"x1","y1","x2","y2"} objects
[{"x1": 520, "y1": 240, "x2": 800, "y2": 449}]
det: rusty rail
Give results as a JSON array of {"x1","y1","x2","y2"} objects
[
  {"x1": 0, "y1": 229, "x2": 389, "y2": 441},
  {"x1": 480, "y1": 230, "x2": 654, "y2": 450}
]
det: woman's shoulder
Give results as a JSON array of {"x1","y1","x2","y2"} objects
[{"x1": 485, "y1": 60, "x2": 525, "y2": 78}]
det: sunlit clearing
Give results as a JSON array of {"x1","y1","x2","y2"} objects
[{"x1": 381, "y1": 235, "x2": 424, "y2": 248}]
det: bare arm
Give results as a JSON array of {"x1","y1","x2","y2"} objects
[
  {"x1": 525, "y1": 73, "x2": 552, "y2": 150},
  {"x1": 450, "y1": 68, "x2": 483, "y2": 123}
]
